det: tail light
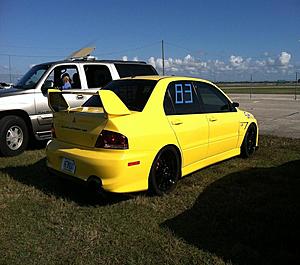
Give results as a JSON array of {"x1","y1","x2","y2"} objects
[
  {"x1": 51, "y1": 124, "x2": 56, "y2": 138},
  {"x1": 95, "y1": 130, "x2": 128, "y2": 149}
]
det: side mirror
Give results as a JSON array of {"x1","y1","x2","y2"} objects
[
  {"x1": 41, "y1": 80, "x2": 54, "y2": 94},
  {"x1": 232, "y1": 102, "x2": 239, "y2": 108}
]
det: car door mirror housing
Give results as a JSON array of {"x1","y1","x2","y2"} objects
[
  {"x1": 232, "y1": 102, "x2": 239, "y2": 108},
  {"x1": 41, "y1": 80, "x2": 54, "y2": 94}
]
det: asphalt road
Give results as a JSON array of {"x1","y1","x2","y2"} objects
[{"x1": 229, "y1": 94, "x2": 300, "y2": 139}]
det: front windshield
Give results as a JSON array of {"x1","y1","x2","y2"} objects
[{"x1": 16, "y1": 64, "x2": 50, "y2": 89}]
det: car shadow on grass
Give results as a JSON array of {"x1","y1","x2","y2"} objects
[
  {"x1": 163, "y1": 160, "x2": 300, "y2": 265},
  {"x1": 1, "y1": 157, "x2": 131, "y2": 206}
]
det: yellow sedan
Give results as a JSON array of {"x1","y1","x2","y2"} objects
[{"x1": 46, "y1": 76, "x2": 258, "y2": 195}]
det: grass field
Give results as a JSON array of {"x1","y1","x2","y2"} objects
[
  {"x1": 219, "y1": 84, "x2": 300, "y2": 94},
  {"x1": 0, "y1": 136, "x2": 300, "y2": 265}
]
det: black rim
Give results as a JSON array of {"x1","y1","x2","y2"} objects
[
  {"x1": 154, "y1": 151, "x2": 177, "y2": 192},
  {"x1": 246, "y1": 126, "x2": 256, "y2": 155}
]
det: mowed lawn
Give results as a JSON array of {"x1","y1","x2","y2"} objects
[{"x1": 0, "y1": 135, "x2": 299, "y2": 265}]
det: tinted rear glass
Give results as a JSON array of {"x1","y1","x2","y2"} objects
[
  {"x1": 115, "y1": 63, "x2": 158, "y2": 78},
  {"x1": 82, "y1": 79, "x2": 157, "y2": 112}
]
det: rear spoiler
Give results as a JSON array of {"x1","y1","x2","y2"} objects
[{"x1": 48, "y1": 89, "x2": 131, "y2": 116}]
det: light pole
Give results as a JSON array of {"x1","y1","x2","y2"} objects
[
  {"x1": 250, "y1": 74, "x2": 253, "y2": 100},
  {"x1": 8, "y1": 55, "x2": 12, "y2": 83},
  {"x1": 161, "y1": 40, "x2": 165, "y2": 76},
  {"x1": 295, "y1": 72, "x2": 298, "y2": 100}
]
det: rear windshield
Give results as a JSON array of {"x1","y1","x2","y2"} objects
[
  {"x1": 82, "y1": 79, "x2": 158, "y2": 112},
  {"x1": 115, "y1": 63, "x2": 158, "y2": 78}
]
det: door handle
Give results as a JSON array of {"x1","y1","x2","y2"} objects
[
  {"x1": 209, "y1": 117, "x2": 217, "y2": 122},
  {"x1": 171, "y1": 120, "x2": 183, "y2": 125},
  {"x1": 76, "y1": 95, "x2": 84, "y2": 100}
]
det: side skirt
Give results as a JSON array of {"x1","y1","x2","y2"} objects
[{"x1": 182, "y1": 148, "x2": 241, "y2": 177}]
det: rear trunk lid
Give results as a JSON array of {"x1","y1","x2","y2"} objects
[
  {"x1": 48, "y1": 89, "x2": 131, "y2": 148},
  {"x1": 53, "y1": 107, "x2": 107, "y2": 147}
]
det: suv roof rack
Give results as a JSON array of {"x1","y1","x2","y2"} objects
[
  {"x1": 90, "y1": 60, "x2": 147, "y2": 64},
  {"x1": 65, "y1": 47, "x2": 147, "y2": 64},
  {"x1": 66, "y1": 47, "x2": 96, "y2": 60}
]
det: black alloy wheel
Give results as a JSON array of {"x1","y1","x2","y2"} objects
[{"x1": 149, "y1": 147, "x2": 180, "y2": 196}]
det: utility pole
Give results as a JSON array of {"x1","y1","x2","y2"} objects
[
  {"x1": 8, "y1": 55, "x2": 12, "y2": 83},
  {"x1": 295, "y1": 72, "x2": 298, "y2": 100},
  {"x1": 161, "y1": 40, "x2": 165, "y2": 75},
  {"x1": 250, "y1": 74, "x2": 253, "y2": 100}
]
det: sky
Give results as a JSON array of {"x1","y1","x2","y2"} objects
[{"x1": 0, "y1": 0, "x2": 300, "y2": 82}]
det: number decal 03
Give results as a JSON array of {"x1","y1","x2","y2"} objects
[
  {"x1": 175, "y1": 84, "x2": 184, "y2": 104},
  {"x1": 175, "y1": 83, "x2": 193, "y2": 104}
]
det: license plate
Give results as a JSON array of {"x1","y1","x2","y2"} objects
[{"x1": 61, "y1": 157, "x2": 76, "y2": 174}]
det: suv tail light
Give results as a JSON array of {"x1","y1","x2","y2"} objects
[{"x1": 95, "y1": 130, "x2": 128, "y2": 149}]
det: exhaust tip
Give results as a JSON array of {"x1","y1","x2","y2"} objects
[{"x1": 87, "y1": 176, "x2": 103, "y2": 193}]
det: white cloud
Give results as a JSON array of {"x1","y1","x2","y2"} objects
[
  {"x1": 141, "y1": 50, "x2": 295, "y2": 80},
  {"x1": 122, "y1": 56, "x2": 128, "y2": 61},
  {"x1": 278, "y1": 51, "x2": 291, "y2": 66},
  {"x1": 148, "y1": 56, "x2": 156, "y2": 67},
  {"x1": 184, "y1": 54, "x2": 194, "y2": 63},
  {"x1": 229, "y1": 55, "x2": 244, "y2": 67},
  {"x1": 0, "y1": 65, "x2": 9, "y2": 71}
]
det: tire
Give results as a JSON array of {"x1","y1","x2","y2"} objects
[
  {"x1": 241, "y1": 123, "x2": 257, "y2": 158},
  {"x1": 0, "y1": 115, "x2": 29, "y2": 156},
  {"x1": 148, "y1": 146, "x2": 181, "y2": 196}
]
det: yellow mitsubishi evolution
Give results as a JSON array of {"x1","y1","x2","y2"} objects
[{"x1": 46, "y1": 76, "x2": 258, "y2": 195}]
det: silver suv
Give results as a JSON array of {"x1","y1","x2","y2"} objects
[{"x1": 0, "y1": 58, "x2": 158, "y2": 156}]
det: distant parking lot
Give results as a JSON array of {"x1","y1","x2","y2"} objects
[{"x1": 229, "y1": 94, "x2": 300, "y2": 139}]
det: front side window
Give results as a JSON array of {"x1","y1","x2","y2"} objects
[
  {"x1": 83, "y1": 79, "x2": 157, "y2": 112},
  {"x1": 43, "y1": 65, "x2": 80, "y2": 90},
  {"x1": 194, "y1": 82, "x2": 232, "y2": 113},
  {"x1": 84, "y1": 65, "x2": 112, "y2": 88},
  {"x1": 164, "y1": 81, "x2": 201, "y2": 115}
]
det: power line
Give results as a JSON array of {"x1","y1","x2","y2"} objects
[
  {"x1": 94, "y1": 41, "x2": 160, "y2": 57},
  {"x1": 0, "y1": 41, "x2": 161, "y2": 59},
  {"x1": 0, "y1": 53, "x2": 64, "y2": 58}
]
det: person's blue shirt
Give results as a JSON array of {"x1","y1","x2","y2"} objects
[{"x1": 62, "y1": 82, "x2": 71, "y2": 90}]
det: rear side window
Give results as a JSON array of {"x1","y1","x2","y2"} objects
[
  {"x1": 84, "y1": 65, "x2": 112, "y2": 88},
  {"x1": 115, "y1": 63, "x2": 158, "y2": 78},
  {"x1": 83, "y1": 79, "x2": 157, "y2": 112},
  {"x1": 164, "y1": 81, "x2": 201, "y2": 115},
  {"x1": 193, "y1": 82, "x2": 232, "y2": 113}
]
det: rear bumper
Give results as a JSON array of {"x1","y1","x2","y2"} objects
[{"x1": 46, "y1": 139, "x2": 154, "y2": 193}]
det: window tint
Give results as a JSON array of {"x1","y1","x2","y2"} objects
[
  {"x1": 194, "y1": 82, "x2": 232, "y2": 113},
  {"x1": 83, "y1": 79, "x2": 157, "y2": 112},
  {"x1": 163, "y1": 91, "x2": 175, "y2": 115},
  {"x1": 84, "y1": 65, "x2": 112, "y2": 88},
  {"x1": 165, "y1": 81, "x2": 201, "y2": 115},
  {"x1": 115, "y1": 63, "x2": 158, "y2": 78}
]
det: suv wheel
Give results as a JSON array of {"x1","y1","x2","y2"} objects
[{"x1": 0, "y1": 115, "x2": 29, "y2": 156}]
